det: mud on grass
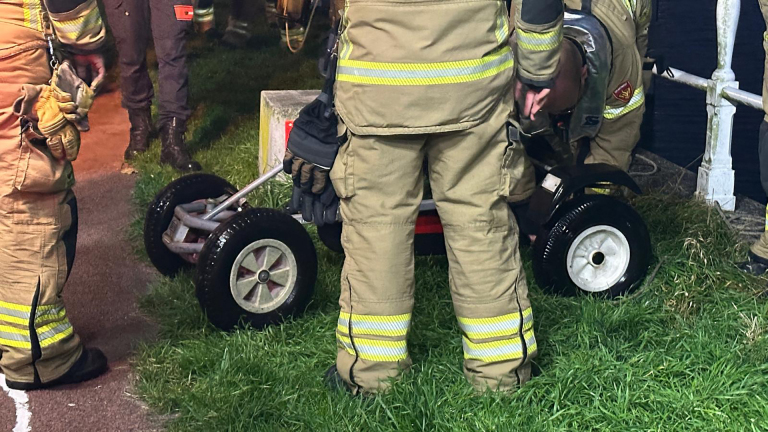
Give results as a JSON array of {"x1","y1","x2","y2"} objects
[{"x1": 130, "y1": 3, "x2": 768, "y2": 430}]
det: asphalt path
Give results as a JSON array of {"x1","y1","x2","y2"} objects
[{"x1": 0, "y1": 88, "x2": 161, "y2": 431}]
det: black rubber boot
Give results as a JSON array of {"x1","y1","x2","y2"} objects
[
  {"x1": 324, "y1": 365, "x2": 355, "y2": 395},
  {"x1": 6, "y1": 347, "x2": 108, "y2": 391},
  {"x1": 737, "y1": 251, "x2": 768, "y2": 276},
  {"x1": 124, "y1": 107, "x2": 153, "y2": 161},
  {"x1": 160, "y1": 118, "x2": 202, "y2": 172}
]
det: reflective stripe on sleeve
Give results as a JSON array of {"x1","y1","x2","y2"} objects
[
  {"x1": 51, "y1": 6, "x2": 102, "y2": 38},
  {"x1": 495, "y1": 9, "x2": 510, "y2": 44},
  {"x1": 457, "y1": 308, "x2": 534, "y2": 340},
  {"x1": 623, "y1": 0, "x2": 637, "y2": 18},
  {"x1": 336, "y1": 333, "x2": 408, "y2": 362},
  {"x1": 604, "y1": 86, "x2": 645, "y2": 119},
  {"x1": 516, "y1": 27, "x2": 563, "y2": 52},
  {"x1": 337, "y1": 47, "x2": 514, "y2": 86},
  {"x1": 337, "y1": 312, "x2": 411, "y2": 337}
]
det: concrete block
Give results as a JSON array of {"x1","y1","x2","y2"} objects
[{"x1": 259, "y1": 90, "x2": 320, "y2": 175}]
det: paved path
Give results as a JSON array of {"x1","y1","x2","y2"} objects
[{"x1": 0, "y1": 87, "x2": 161, "y2": 431}]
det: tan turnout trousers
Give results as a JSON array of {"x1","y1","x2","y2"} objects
[
  {"x1": 752, "y1": 0, "x2": 768, "y2": 260},
  {"x1": 331, "y1": 0, "x2": 536, "y2": 394},
  {"x1": 0, "y1": 19, "x2": 82, "y2": 384}
]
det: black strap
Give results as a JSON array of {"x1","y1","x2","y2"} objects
[{"x1": 581, "y1": 0, "x2": 592, "y2": 13}]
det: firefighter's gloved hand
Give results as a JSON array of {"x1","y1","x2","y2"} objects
[
  {"x1": 72, "y1": 53, "x2": 106, "y2": 94},
  {"x1": 52, "y1": 61, "x2": 94, "y2": 131},
  {"x1": 284, "y1": 149, "x2": 339, "y2": 226},
  {"x1": 36, "y1": 86, "x2": 81, "y2": 161}
]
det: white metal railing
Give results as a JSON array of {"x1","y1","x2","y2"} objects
[{"x1": 652, "y1": 0, "x2": 760, "y2": 211}]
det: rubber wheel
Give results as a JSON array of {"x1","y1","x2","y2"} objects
[
  {"x1": 144, "y1": 173, "x2": 243, "y2": 277},
  {"x1": 195, "y1": 207, "x2": 318, "y2": 331},
  {"x1": 533, "y1": 194, "x2": 651, "y2": 298},
  {"x1": 317, "y1": 222, "x2": 344, "y2": 253}
]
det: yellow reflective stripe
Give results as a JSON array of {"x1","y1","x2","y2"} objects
[
  {"x1": 0, "y1": 325, "x2": 28, "y2": 336},
  {"x1": 764, "y1": 31, "x2": 768, "y2": 42},
  {"x1": 0, "y1": 300, "x2": 31, "y2": 314},
  {"x1": 336, "y1": 333, "x2": 408, "y2": 362},
  {"x1": 337, "y1": 312, "x2": 410, "y2": 337},
  {"x1": 337, "y1": 47, "x2": 513, "y2": 86},
  {"x1": 0, "y1": 314, "x2": 28, "y2": 326},
  {"x1": 462, "y1": 336, "x2": 524, "y2": 363},
  {"x1": 0, "y1": 324, "x2": 31, "y2": 349},
  {"x1": 495, "y1": 8, "x2": 510, "y2": 44},
  {"x1": 623, "y1": 0, "x2": 636, "y2": 18},
  {"x1": 35, "y1": 306, "x2": 66, "y2": 324},
  {"x1": 51, "y1": 5, "x2": 101, "y2": 34},
  {"x1": 39, "y1": 326, "x2": 74, "y2": 348},
  {"x1": 516, "y1": 27, "x2": 563, "y2": 52},
  {"x1": 764, "y1": 205, "x2": 767, "y2": 231},
  {"x1": 458, "y1": 308, "x2": 534, "y2": 340},
  {"x1": 603, "y1": 86, "x2": 644, "y2": 119}
]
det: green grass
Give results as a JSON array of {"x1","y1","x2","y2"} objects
[{"x1": 130, "y1": 4, "x2": 768, "y2": 431}]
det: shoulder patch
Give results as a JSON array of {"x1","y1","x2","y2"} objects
[{"x1": 613, "y1": 81, "x2": 633, "y2": 104}]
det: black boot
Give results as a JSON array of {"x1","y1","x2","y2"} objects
[
  {"x1": 737, "y1": 251, "x2": 768, "y2": 276},
  {"x1": 124, "y1": 107, "x2": 153, "y2": 161},
  {"x1": 160, "y1": 118, "x2": 202, "y2": 172},
  {"x1": 6, "y1": 347, "x2": 108, "y2": 391}
]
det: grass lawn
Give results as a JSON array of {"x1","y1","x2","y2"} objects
[{"x1": 129, "y1": 4, "x2": 768, "y2": 431}]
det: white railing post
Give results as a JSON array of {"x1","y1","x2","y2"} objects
[{"x1": 696, "y1": 0, "x2": 740, "y2": 211}]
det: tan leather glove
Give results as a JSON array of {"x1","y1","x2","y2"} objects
[
  {"x1": 51, "y1": 61, "x2": 94, "y2": 131},
  {"x1": 36, "y1": 86, "x2": 81, "y2": 161}
]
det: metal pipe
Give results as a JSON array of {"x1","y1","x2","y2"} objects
[
  {"x1": 203, "y1": 164, "x2": 285, "y2": 220},
  {"x1": 177, "y1": 205, "x2": 221, "y2": 231},
  {"x1": 165, "y1": 242, "x2": 204, "y2": 254},
  {"x1": 721, "y1": 86, "x2": 762, "y2": 110},
  {"x1": 654, "y1": 66, "x2": 708, "y2": 91}
]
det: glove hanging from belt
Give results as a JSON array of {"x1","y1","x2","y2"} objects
[{"x1": 283, "y1": 24, "x2": 341, "y2": 226}]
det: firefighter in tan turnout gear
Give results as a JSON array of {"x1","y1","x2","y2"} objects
[
  {"x1": 0, "y1": 0, "x2": 108, "y2": 390},
  {"x1": 285, "y1": 0, "x2": 537, "y2": 394},
  {"x1": 739, "y1": 0, "x2": 768, "y2": 278},
  {"x1": 512, "y1": 0, "x2": 651, "y2": 174}
]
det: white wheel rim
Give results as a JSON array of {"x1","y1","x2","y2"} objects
[
  {"x1": 566, "y1": 225, "x2": 630, "y2": 293},
  {"x1": 229, "y1": 239, "x2": 298, "y2": 314}
]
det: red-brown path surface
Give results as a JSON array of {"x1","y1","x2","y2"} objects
[{"x1": 0, "y1": 86, "x2": 162, "y2": 432}]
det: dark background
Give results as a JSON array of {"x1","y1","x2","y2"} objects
[{"x1": 644, "y1": 0, "x2": 765, "y2": 202}]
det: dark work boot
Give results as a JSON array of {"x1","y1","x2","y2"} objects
[
  {"x1": 6, "y1": 347, "x2": 108, "y2": 391},
  {"x1": 738, "y1": 251, "x2": 768, "y2": 276},
  {"x1": 124, "y1": 107, "x2": 153, "y2": 161},
  {"x1": 160, "y1": 118, "x2": 202, "y2": 172}
]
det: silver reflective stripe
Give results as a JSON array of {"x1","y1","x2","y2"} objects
[
  {"x1": 337, "y1": 50, "x2": 513, "y2": 81},
  {"x1": 462, "y1": 337, "x2": 524, "y2": 362},
  {"x1": 337, "y1": 333, "x2": 408, "y2": 362},
  {"x1": 0, "y1": 306, "x2": 29, "y2": 321}
]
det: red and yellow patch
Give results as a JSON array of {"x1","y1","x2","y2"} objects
[
  {"x1": 613, "y1": 81, "x2": 633, "y2": 103},
  {"x1": 174, "y1": 5, "x2": 194, "y2": 21}
]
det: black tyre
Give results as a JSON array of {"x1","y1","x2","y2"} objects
[
  {"x1": 144, "y1": 173, "x2": 244, "y2": 277},
  {"x1": 533, "y1": 195, "x2": 651, "y2": 298},
  {"x1": 317, "y1": 222, "x2": 344, "y2": 253},
  {"x1": 195, "y1": 207, "x2": 318, "y2": 331}
]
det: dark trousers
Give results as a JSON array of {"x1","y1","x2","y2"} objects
[{"x1": 104, "y1": 0, "x2": 193, "y2": 126}]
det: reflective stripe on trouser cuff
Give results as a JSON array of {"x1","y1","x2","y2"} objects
[
  {"x1": 337, "y1": 333, "x2": 408, "y2": 362},
  {"x1": 337, "y1": 312, "x2": 411, "y2": 337},
  {"x1": 457, "y1": 308, "x2": 533, "y2": 339},
  {"x1": 764, "y1": 205, "x2": 767, "y2": 230},
  {"x1": 336, "y1": 46, "x2": 514, "y2": 86},
  {"x1": 516, "y1": 28, "x2": 563, "y2": 52},
  {"x1": 0, "y1": 325, "x2": 31, "y2": 349},
  {"x1": 603, "y1": 86, "x2": 644, "y2": 119},
  {"x1": 462, "y1": 329, "x2": 537, "y2": 363},
  {"x1": 0, "y1": 301, "x2": 31, "y2": 326},
  {"x1": 35, "y1": 306, "x2": 74, "y2": 348}
]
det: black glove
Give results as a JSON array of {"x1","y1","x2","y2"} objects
[{"x1": 284, "y1": 150, "x2": 340, "y2": 226}]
